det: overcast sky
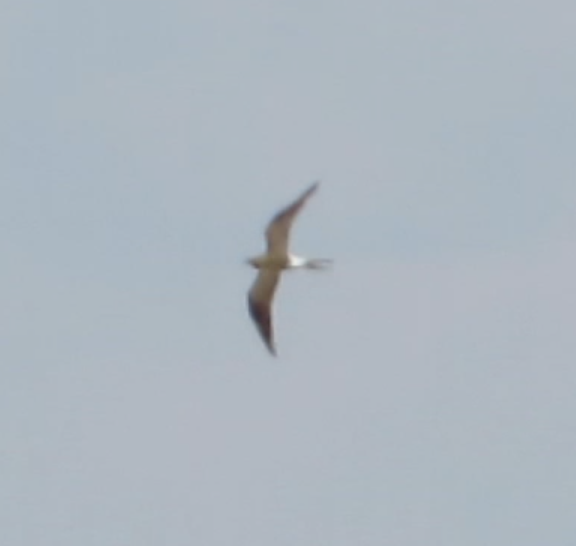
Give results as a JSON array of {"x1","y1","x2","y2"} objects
[{"x1": 2, "y1": 0, "x2": 576, "y2": 544}]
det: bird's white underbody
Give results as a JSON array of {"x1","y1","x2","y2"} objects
[{"x1": 248, "y1": 253, "x2": 330, "y2": 270}]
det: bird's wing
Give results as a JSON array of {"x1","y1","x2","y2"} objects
[
  {"x1": 265, "y1": 181, "x2": 319, "y2": 255},
  {"x1": 247, "y1": 269, "x2": 282, "y2": 356}
]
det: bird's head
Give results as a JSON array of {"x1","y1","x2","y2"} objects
[{"x1": 245, "y1": 256, "x2": 260, "y2": 269}]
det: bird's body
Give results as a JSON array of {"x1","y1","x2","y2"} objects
[
  {"x1": 248, "y1": 252, "x2": 307, "y2": 270},
  {"x1": 246, "y1": 182, "x2": 331, "y2": 356}
]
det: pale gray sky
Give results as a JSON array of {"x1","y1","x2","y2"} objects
[{"x1": 2, "y1": 0, "x2": 576, "y2": 544}]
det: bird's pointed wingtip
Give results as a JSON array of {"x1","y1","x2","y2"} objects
[{"x1": 303, "y1": 180, "x2": 320, "y2": 197}]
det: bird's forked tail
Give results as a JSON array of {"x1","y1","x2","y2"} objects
[{"x1": 304, "y1": 258, "x2": 333, "y2": 270}]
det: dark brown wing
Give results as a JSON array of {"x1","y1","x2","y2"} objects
[
  {"x1": 265, "y1": 182, "x2": 319, "y2": 255},
  {"x1": 247, "y1": 269, "x2": 281, "y2": 356}
]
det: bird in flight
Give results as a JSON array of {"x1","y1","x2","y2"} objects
[{"x1": 246, "y1": 181, "x2": 331, "y2": 356}]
